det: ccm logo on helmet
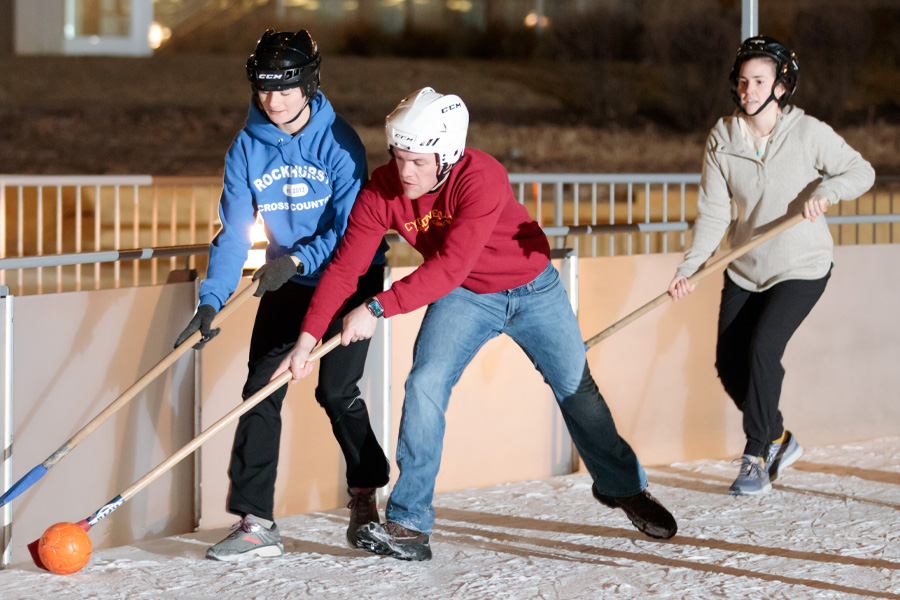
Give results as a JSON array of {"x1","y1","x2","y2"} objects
[
  {"x1": 258, "y1": 73, "x2": 283, "y2": 80},
  {"x1": 441, "y1": 103, "x2": 461, "y2": 113}
]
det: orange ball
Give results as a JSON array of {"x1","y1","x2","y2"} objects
[{"x1": 37, "y1": 522, "x2": 92, "y2": 575}]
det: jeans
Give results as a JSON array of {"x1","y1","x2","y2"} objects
[
  {"x1": 386, "y1": 262, "x2": 647, "y2": 534},
  {"x1": 227, "y1": 264, "x2": 390, "y2": 521},
  {"x1": 716, "y1": 269, "x2": 830, "y2": 457}
]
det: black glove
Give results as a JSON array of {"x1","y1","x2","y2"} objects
[
  {"x1": 252, "y1": 255, "x2": 302, "y2": 297},
  {"x1": 175, "y1": 304, "x2": 219, "y2": 350}
]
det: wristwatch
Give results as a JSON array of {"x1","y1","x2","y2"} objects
[
  {"x1": 365, "y1": 296, "x2": 384, "y2": 318},
  {"x1": 296, "y1": 260, "x2": 305, "y2": 276}
]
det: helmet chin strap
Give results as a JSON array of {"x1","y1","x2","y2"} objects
[
  {"x1": 428, "y1": 171, "x2": 451, "y2": 193},
  {"x1": 283, "y1": 98, "x2": 311, "y2": 126},
  {"x1": 429, "y1": 158, "x2": 459, "y2": 193},
  {"x1": 253, "y1": 92, "x2": 310, "y2": 129},
  {"x1": 740, "y1": 82, "x2": 783, "y2": 117},
  {"x1": 742, "y1": 90, "x2": 778, "y2": 117}
]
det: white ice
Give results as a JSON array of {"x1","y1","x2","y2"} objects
[{"x1": 2, "y1": 436, "x2": 899, "y2": 599}]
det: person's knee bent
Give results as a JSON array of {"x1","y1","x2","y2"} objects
[{"x1": 315, "y1": 388, "x2": 367, "y2": 423}]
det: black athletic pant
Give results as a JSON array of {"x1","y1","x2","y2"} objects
[
  {"x1": 226, "y1": 264, "x2": 390, "y2": 521},
  {"x1": 715, "y1": 269, "x2": 830, "y2": 458}
]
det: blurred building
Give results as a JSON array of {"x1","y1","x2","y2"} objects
[
  {"x1": 6, "y1": 0, "x2": 896, "y2": 57},
  {"x1": 6, "y1": 0, "x2": 621, "y2": 56},
  {"x1": 9, "y1": 0, "x2": 153, "y2": 55}
]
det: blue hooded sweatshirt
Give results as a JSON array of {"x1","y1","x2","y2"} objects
[{"x1": 199, "y1": 93, "x2": 388, "y2": 311}]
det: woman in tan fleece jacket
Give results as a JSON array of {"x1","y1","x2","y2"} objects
[{"x1": 668, "y1": 36, "x2": 875, "y2": 496}]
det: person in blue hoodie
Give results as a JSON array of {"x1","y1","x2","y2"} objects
[{"x1": 175, "y1": 29, "x2": 391, "y2": 561}]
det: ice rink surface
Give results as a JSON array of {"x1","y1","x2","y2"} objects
[{"x1": 2, "y1": 436, "x2": 899, "y2": 599}]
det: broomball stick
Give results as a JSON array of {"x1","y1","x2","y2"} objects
[
  {"x1": 28, "y1": 334, "x2": 341, "y2": 572},
  {"x1": 584, "y1": 213, "x2": 806, "y2": 349},
  {"x1": 0, "y1": 280, "x2": 260, "y2": 509}
]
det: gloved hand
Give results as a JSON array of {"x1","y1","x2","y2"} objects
[
  {"x1": 175, "y1": 304, "x2": 219, "y2": 350},
  {"x1": 252, "y1": 255, "x2": 302, "y2": 297}
]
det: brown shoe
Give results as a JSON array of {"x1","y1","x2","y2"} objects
[
  {"x1": 593, "y1": 484, "x2": 678, "y2": 539},
  {"x1": 355, "y1": 521, "x2": 432, "y2": 561},
  {"x1": 346, "y1": 487, "x2": 380, "y2": 548}
]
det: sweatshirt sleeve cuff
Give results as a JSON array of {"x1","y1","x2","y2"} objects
[
  {"x1": 812, "y1": 185, "x2": 839, "y2": 205},
  {"x1": 198, "y1": 294, "x2": 224, "y2": 312},
  {"x1": 300, "y1": 321, "x2": 327, "y2": 342},
  {"x1": 377, "y1": 290, "x2": 402, "y2": 319}
]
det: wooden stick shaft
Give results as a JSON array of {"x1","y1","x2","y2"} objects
[
  {"x1": 584, "y1": 213, "x2": 805, "y2": 349},
  {"x1": 118, "y1": 335, "x2": 340, "y2": 505},
  {"x1": 44, "y1": 280, "x2": 259, "y2": 467}
]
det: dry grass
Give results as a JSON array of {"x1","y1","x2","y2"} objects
[{"x1": 1, "y1": 54, "x2": 897, "y2": 176}]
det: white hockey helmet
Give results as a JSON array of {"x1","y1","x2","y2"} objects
[{"x1": 385, "y1": 87, "x2": 469, "y2": 178}]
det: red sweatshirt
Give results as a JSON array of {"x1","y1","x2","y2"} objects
[{"x1": 301, "y1": 148, "x2": 551, "y2": 340}]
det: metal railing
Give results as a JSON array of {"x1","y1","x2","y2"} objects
[
  {"x1": 0, "y1": 175, "x2": 221, "y2": 295},
  {"x1": 509, "y1": 173, "x2": 701, "y2": 257},
  {"x1": 1, "y1": 173, "x2": 898, "y2": 296}
]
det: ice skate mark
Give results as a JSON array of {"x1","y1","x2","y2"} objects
[
  {"x1": 437, "y1": 507, "x2": 900, "y2": 572},
  {"x1": 641, "y1": 473, "x2": 729, "y2": 496},
  {"x1": 436, "y1": 520, "x2": 900, "y2": 600},
  {"x1": 653, "y1": 465, "x2": 900, "y2": 511},
  {"x1": 438, "y1": 530, "x2": 621, "y2": 568},
  {"x1": 278, "y1": 537, "x2": 360, "y2": 558},
  {"x1": 789, "y1": 461, "x2": 900, "y2": 485}
]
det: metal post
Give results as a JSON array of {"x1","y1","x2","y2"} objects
[
  {"x1": 742, "y1": 0, "x2": 759, "y2": 41},
  {"x1": 535, "y1": 0, "x2": 545, "y2": 34},
  {"x1": 379, "y1": 268, "x2": 393, "y2": 499},
  {"x1": 555, "y1": 181, "x2": 564, "y2": 249},
  {"x1": 1, "y1": 288, "x2": 13, "y2": 568},
  {"x1": 192, "y1": 276, "x2": 201, "y2": 530},
  {"x1": 556, "y1": 251, "x2": 581, "y2": 473}
]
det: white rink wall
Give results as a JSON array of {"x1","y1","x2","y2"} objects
[
  {"x1": 582, "y1": 245, "x2": 900, "y2": 465},
  {"x1": 4, "y1": 244, "x2": 899, "y2": 565},
  {"x1": 5, "y1": 283, "x2": 197, "y2": 565}
]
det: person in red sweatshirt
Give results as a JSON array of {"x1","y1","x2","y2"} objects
[{"x1": 273, "y1": 87, "x2": 677, "y2": 561}]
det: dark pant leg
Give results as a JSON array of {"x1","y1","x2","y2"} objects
[
  {"x1": 227, "y1": 281, "x2": 310, "y2": 520},
  {"x1": 315, "y1": 265, "x2": 390, "y2": 488},
  {"x1": 716, "y1": 271, "x2": 830, "y2": 457},
  {"x1": 715, "y1": 274, "x2": 756, "y2": 413},
  {"x1": 227, "y1": 264, "x2": 390, "y2": 519},
  {"x1": 552, "y1": 363, "x2": 647, "y2": 495}
]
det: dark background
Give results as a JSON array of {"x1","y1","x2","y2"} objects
[{"x1": 1, "y1": 0, "x2": 897, "y2": 176}]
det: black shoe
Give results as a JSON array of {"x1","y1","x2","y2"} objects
[
  {"x1": 346, "y1": 487, "x2": 380, "y2": 549},
  {"x1": 593, "y1": 484, "x2": 678, "y2": 539},
  {"x1": 355, "y1": 521, "x2": 432, "y2": 561}
]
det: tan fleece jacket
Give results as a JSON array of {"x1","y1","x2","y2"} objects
[{"x1": 676, "y1": 106, "x2": 875, "y2": 291}]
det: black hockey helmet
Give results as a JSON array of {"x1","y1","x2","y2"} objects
[
  {"x1": 246, "y1": 29, "x2": 321, "y2": 97},
  {"x1": 729, "y1": 36, "x2": 799, "y2": 114}
]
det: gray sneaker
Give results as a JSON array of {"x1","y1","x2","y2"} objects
[
  {"x1": 729, "y1": 454, "x2": 771, "y2": 496},
  {"x1": 206, "y1": 515, "x2": 284, "y2": 561},
  {"x1": 765, "y1": 431, "x2": 803, "y2": 482}
]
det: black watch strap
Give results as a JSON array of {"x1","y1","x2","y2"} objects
[{"x1": 365, "y1": 296, "x2": 384, "y2": 318}]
